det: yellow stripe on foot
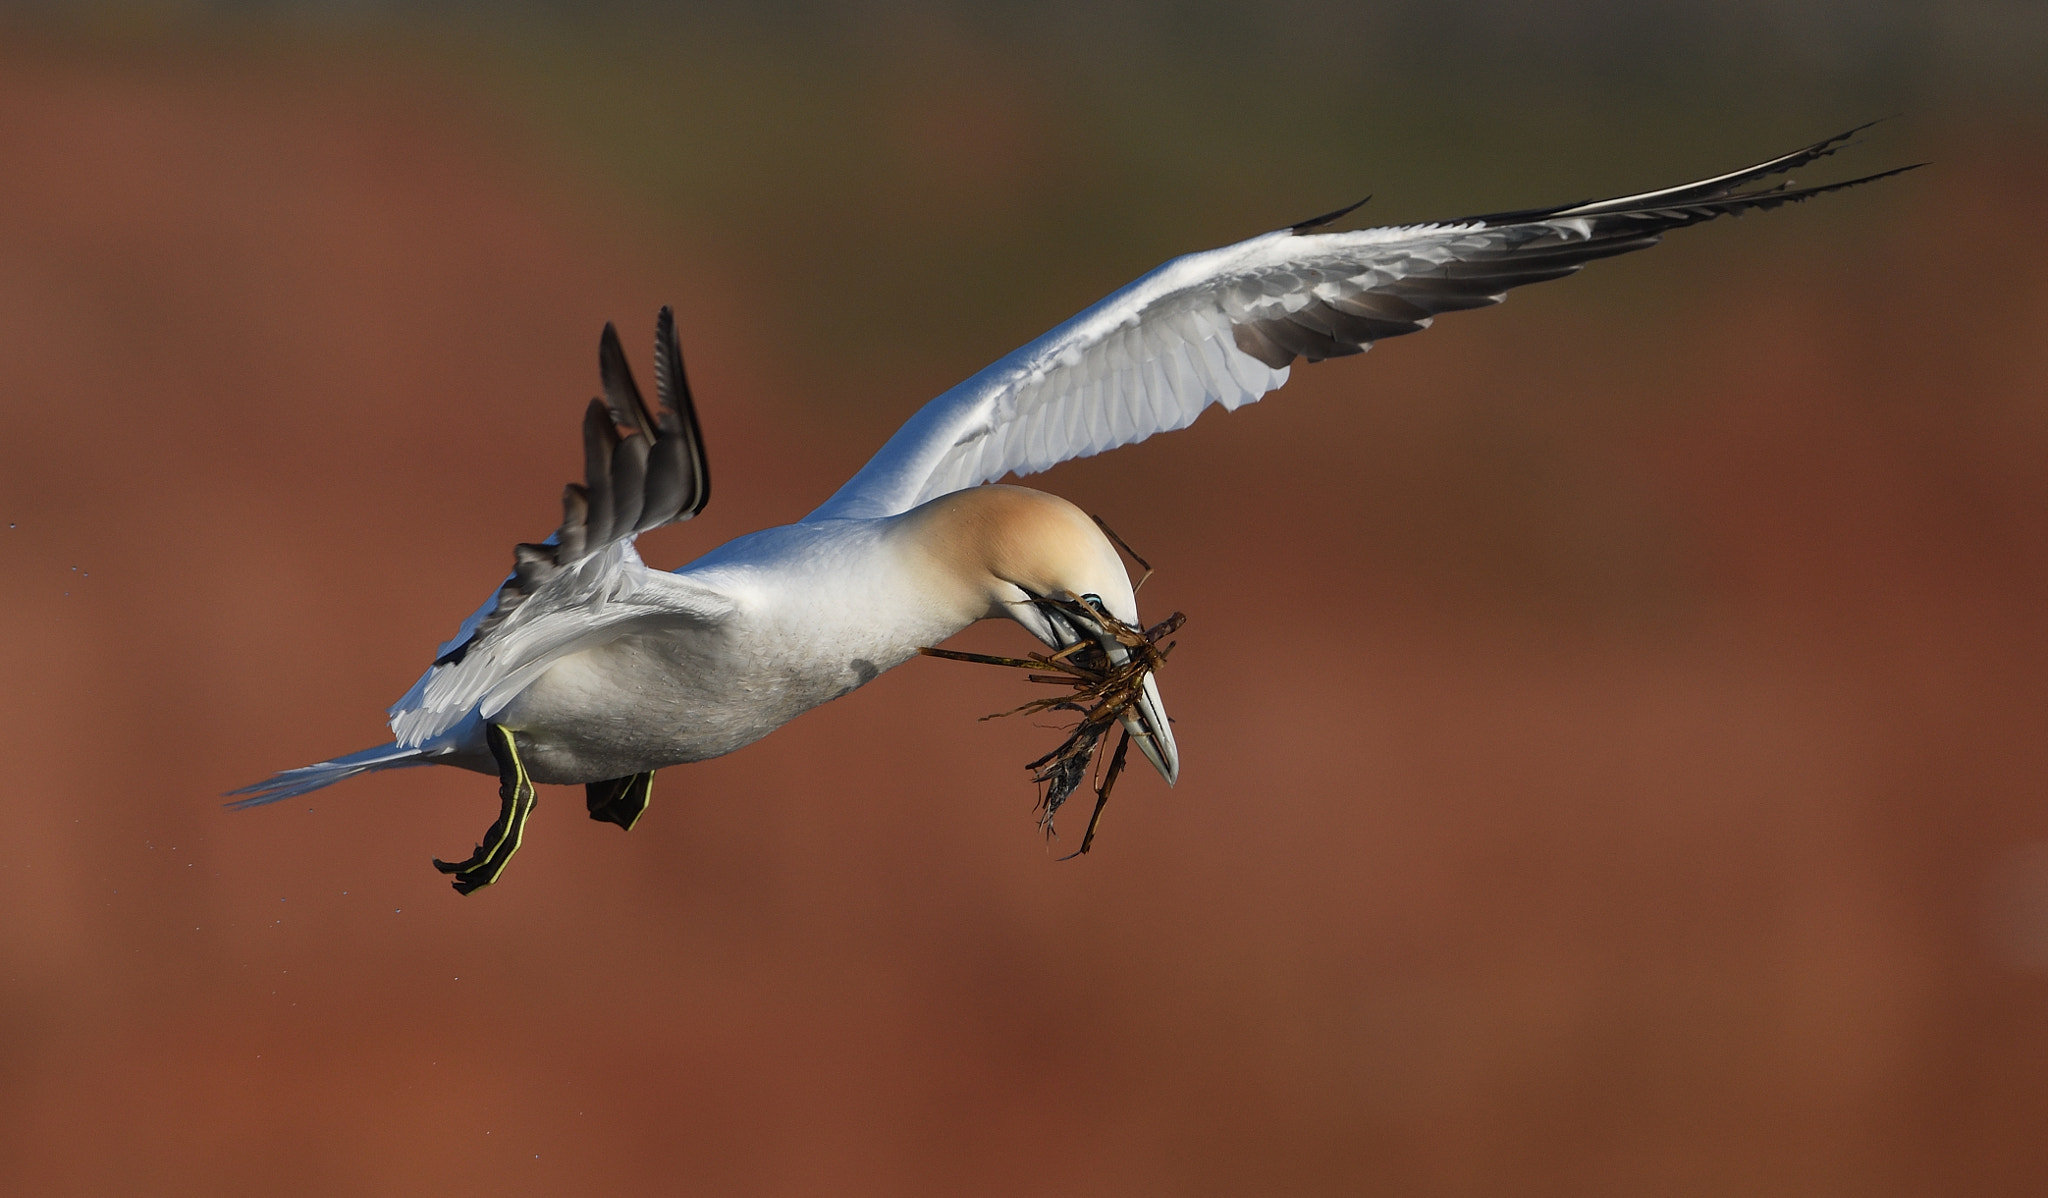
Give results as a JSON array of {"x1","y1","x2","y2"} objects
[{"x1": 432, "y1": 723, "x2": 538, "y2": 894}]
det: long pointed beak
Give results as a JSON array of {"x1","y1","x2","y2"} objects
[
  {"x1": 1119, "y1": 670, "x2": 1179, "y2": 786},
  {"x1": 1019, "y1": 589, "x2": 1180, "y2": 786}
]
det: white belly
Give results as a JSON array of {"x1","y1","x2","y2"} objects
[
  {"x1": 461, "y1": 507, "x2": 999, "y2": 786},
  {"x1": 492, "y1": 621, "x2": 911, "y2": 784},
  {"x1": 491, "y1": 527, "x2": 970, "y2": 783}
]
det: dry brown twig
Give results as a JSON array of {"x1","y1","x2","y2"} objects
[{"x1": 919, "y1": 527, "x2": 1182, "y2": 857}]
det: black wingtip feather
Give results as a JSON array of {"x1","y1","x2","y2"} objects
[
  {"x1": 1455, "y1": 121, "x2": 1909, "y2": 229},
  {"x1": 1227, "y1": 127, "x2": 1915, "y2": 374},
  {"x1": 598, "y1": 322, "x2": 658, "y2": 440},
  {"x1": 1288, "y1": 194, "x2": 1371, "y2": 234},
  {"x1": 1641, "y1": 160, "x2": 1925, "y2": 225},
  {"x1": 581, "y1": 396, "x2": 618, "y2": 548},
  {"x1": 649, "y1": 306, "x2": 711, "y2": 523},
  {"x1": 653, "y1": 305, "x2": 694, "y2": 423},
  {"x1": 433, "y1": 308, "x2": 719, "y2": 668}
]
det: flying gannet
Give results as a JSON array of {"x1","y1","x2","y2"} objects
[{"x1": 230, "y1": 126, "x2": 1914, "y2": 893}]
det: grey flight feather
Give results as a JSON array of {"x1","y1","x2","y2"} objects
[
  {"x1": 435, "y1": 309, "x2": 713, "y2": 667},
  {"x1": 641, "y1": 304, "x2": 711, "y2": 533}
]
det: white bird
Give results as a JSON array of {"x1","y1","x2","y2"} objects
[{"x1": 231, "y1": 127, "x2": 1913, "y2": 892}]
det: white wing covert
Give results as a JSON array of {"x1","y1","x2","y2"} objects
[
  {"x1": 386, "y1": 307, "x2": 723, "y2": 750},
  {"x1": 809, "y1": 126, "x2": 1915, "y2": 523}
]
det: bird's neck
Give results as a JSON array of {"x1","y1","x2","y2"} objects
[{"x1": 887, "y1": 485, "x2": 1139, "y2": 635}]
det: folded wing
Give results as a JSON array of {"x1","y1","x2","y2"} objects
[{"x1": 808, "y1": 125, "x2": 1915, "y2": 522}]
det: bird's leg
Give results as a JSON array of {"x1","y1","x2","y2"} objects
[
  {"x1": 585, "y1": 772, "x2": 654, "y2": 831},
  {"x1": 432, "y1": 723, "x2": 538, "y2": 895}
]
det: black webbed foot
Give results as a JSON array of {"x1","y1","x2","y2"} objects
[
  {"x1": 432, "y1": 723, "x2": 537, "y2": 895},
  {"x1": 586, "y1": 772, "x2": 654, "y2": 831}
]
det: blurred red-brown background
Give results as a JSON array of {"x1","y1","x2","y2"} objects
[{"x1": 2, "y1": 4, "x2": 2045, "y2": 1194}]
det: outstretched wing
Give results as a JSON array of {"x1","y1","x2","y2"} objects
[
  {"x1": 385, "y1": 307, "x2": 722, "y2": 750},
  {"x1": 807, "y1": 126, "x2": 1915, "y2": 522}
]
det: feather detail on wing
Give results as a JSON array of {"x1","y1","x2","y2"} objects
[
  {"x1": 385, "y1": 308, "x2": 723, "y2": 750},
  {"x1": 387, "y1": 544, "x2": 732, "y2": 749},
  {"x1": 431, "y1": 308, "x2": 711, "y2": 668},
  {"x1": 808, "y1": 125, "x2": 1917, "y2": 522}
]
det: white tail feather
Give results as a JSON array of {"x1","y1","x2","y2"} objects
[{"x1": 225, "y1": 743, "x2": 428, "y2": 808}]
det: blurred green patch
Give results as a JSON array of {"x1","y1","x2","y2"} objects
[
  {"x1": 8, "y1": 0, "x2": 2017, "y2": 625},
  {"x1": 11, "y1": 0, "x2": 2026, "y2": 388}
]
